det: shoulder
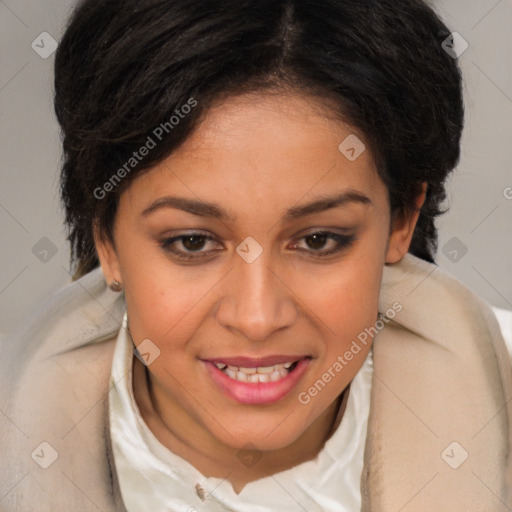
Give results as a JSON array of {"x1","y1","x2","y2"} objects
[
  {"x1": 5, "y1": 266, "x2": 124, "y2": 361},
  {"x1": 367, "y1": 254, "x2": 512, "y2": 508},
  {"x1": 1, "y1": 265, "x2": 125, "y2": 406},
  {"x1": 0, "y1": 267, "x2": 126, "y2": 510},
  {"x1": 381, "y1": 254, "x2": 510, "y2": 353}
]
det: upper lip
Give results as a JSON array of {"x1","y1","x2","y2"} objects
[{"x1": 203, "y1": 355, "x2": 310, "y2": 368}]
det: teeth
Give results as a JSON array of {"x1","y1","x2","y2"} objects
[
  {"x1": 256, "y1": 365, "x2": 275, "y2": 374},
  {"x1": 234, "y1": 371, "x2": 248, "y2": 382},
  {"x1": 270, "y1": 370, "x2": 284, "y2": 382},
  {"x1": 225, "y1": 369, "x2": 237, "y2": 379},
  {"x1": 229, "y1": 362, "x2": 296, "y2": 374},
  {"x1": 217, "y1": 361, "x2": 296, "y2": 383}
]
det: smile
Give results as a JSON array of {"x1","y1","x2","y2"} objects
[{"x1": 203, "y1": 356, "x2": 312, "y2": 405}]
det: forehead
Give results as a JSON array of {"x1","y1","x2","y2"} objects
[
  {"x1": 180, "y1": 91, "x2": 371, "y2": 163},
  {"x1": 122, "y1": 91, "x2": 384, "y2": 216}
]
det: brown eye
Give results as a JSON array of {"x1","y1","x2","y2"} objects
[
  {"x1": 304, "y1": 232, "x2": 330, "y2": 250},
  {"x1": 160, "y1": 232, "x2": 220, "y2": 260},
  {"x1": 293, "y1": 231, "x2": 356, "y2": 256},
  {"x1": 180, "y1": 235, "x2": 208, "y2": 251}
]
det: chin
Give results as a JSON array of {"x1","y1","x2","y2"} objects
[{"x1": 210, "y1": 421, "x2": 307, "y2": 452}]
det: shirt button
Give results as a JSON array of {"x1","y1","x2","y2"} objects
[{"x1": 195, "y1": 483, "x2": 206, "y2": 501}]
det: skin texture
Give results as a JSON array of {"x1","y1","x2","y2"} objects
[{"x1": 95, "y1": 91, "x2": 426, "y2": 493}]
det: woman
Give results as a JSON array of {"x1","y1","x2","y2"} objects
[{"x1": 1, "y1": 0, "x2": 511, "y2": 510}]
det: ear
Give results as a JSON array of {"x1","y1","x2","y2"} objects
[
  {"x1": 93, "y1": 223, "x2": 122, "y2": 286},
  {"x1": 385, "y1": 182, "x2": 427, "y2": 264}
]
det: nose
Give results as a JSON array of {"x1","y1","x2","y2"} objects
[{"x1": 215, "y1": 248, "x2": 299, "y2": 343}]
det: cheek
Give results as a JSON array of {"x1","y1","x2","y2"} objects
[
  {"x1": 115, "y1": 236, "x2": 196, "y2": 342},
  {"x1": 309, "y1": 252, "x2": 384, "y2": 342},
  {"x1": 120, "y1": 248, "x2": 225, "y2": 355},
  {"x1": 124, "y1": 273, "x2": 208, "y2": 347}
]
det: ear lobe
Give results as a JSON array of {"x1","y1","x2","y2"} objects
[
  {"x1": 93, "y1": 223, "x2": 121, "y2": 285},
  {"x1": 385, "y1": 182, "x2": 428, "y2": 264}
]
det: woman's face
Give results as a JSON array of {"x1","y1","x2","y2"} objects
[{"x1": 96, "y1": 92, "x2": 421, "y2": 452}]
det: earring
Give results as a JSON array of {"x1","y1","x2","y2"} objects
[{"x1": 109, "y1": 279, "x2": 123, "y2": 292}]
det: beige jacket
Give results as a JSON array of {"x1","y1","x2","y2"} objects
[{"x1": 1, "y1": 253, "x2": 512, "y2": 511}]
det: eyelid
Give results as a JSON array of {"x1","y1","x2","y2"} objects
[{"x1": 289, "y1": 231, "x2": 356, "y2": 256}]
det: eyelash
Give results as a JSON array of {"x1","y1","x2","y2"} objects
[{"x1": 159, "y1": 230, "x2": 356, "y2": 261}]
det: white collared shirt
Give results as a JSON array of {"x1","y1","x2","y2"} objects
[{"x1": 109, "y1": 313, "x2": 374, "y2": 512}]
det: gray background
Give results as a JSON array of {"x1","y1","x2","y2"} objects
[{"x1": 1, "y1": 0, "x2": 511, "y2": 336}]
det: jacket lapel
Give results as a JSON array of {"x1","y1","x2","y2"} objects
[{"x1": 361, "y1": 254, "x2": 512, "y2": 511}]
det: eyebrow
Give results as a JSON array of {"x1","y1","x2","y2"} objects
[{"x1": 141, "y1": 190, "x2": 371, "y2": 222}]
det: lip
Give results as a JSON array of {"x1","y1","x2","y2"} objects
[
  {"x1": 203, "y1": 356, "x2": 311, "y2": 405},
  {"x1": 202, "y1": 354, "x2": 310, "y2": 368}
]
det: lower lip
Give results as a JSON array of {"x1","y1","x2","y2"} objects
[{"x1": 203, "y1": 358, "x2": 311, "y2": 405}]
